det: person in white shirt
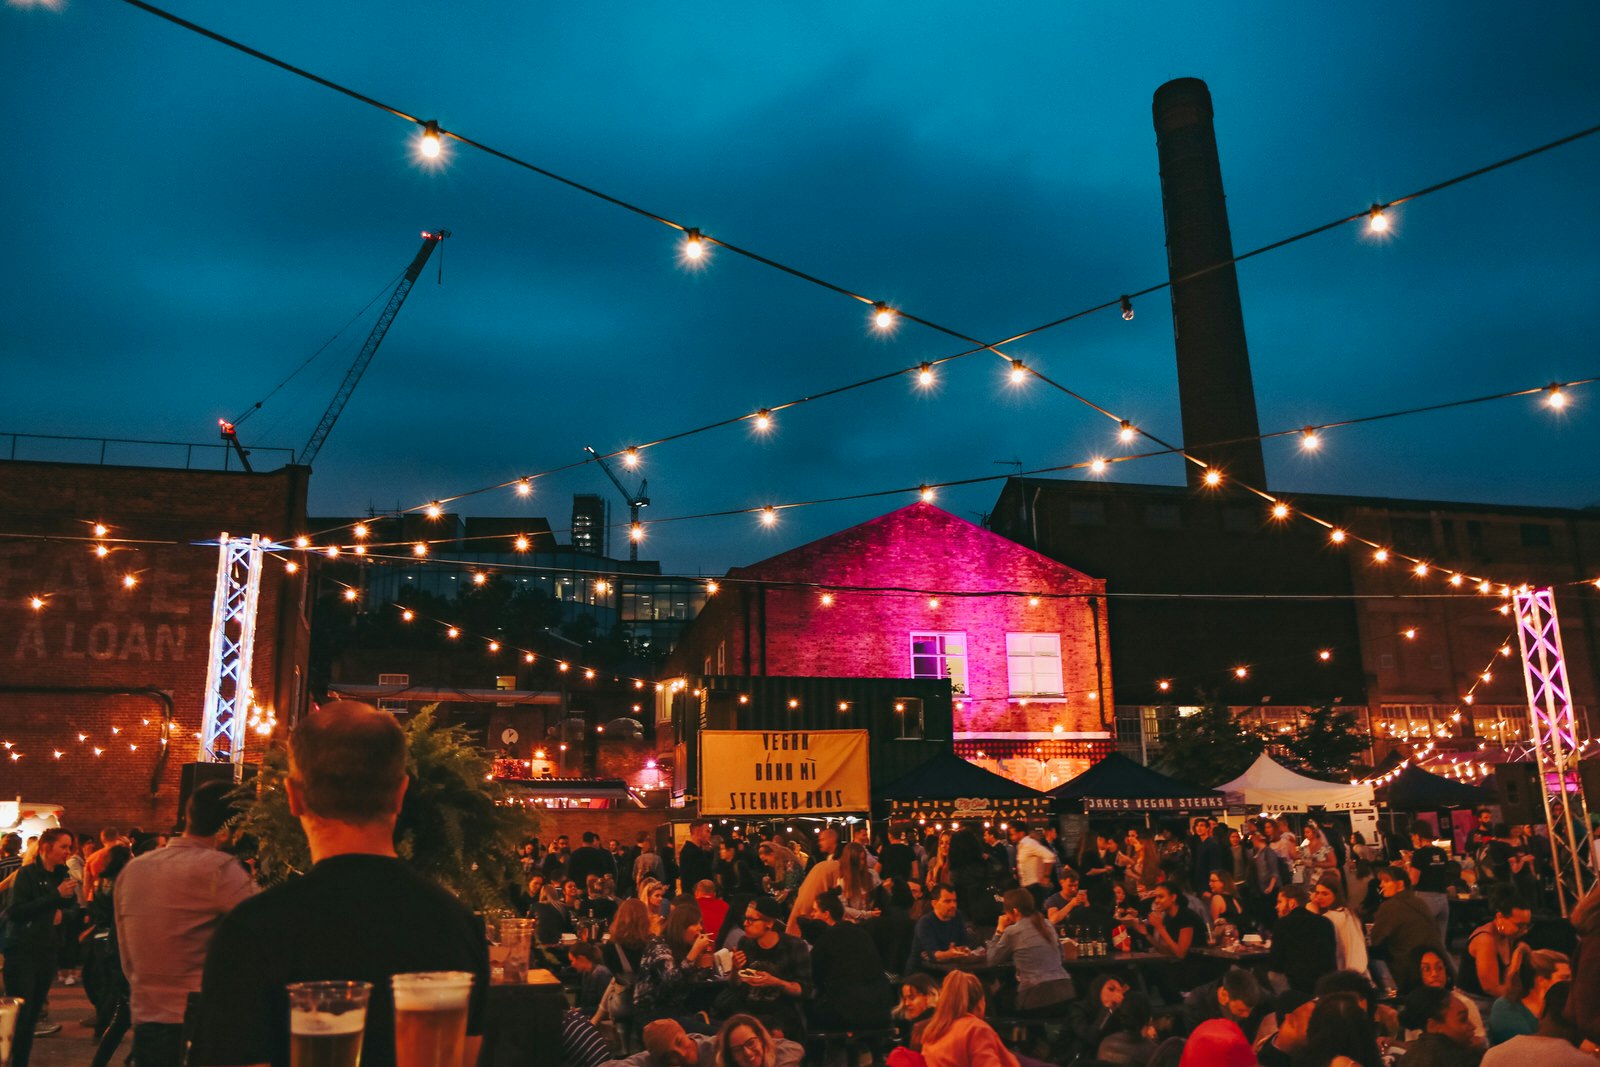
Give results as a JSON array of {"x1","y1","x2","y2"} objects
[
  {"x1": 1009, "y1": 824, "x2": 1057, "y2": 906},
  {"x1": 115, "y1": 782, "x2": 257, "y2": 1067},
  {"x1": 1308, "y1": 873, "x2": 1367, "y2": 974}
]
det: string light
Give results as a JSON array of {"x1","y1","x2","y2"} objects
[
  {"x1": 928, "y1": 598, "x2": 940, "y2": 609},
  {"x1": 426, "y1": 502, "x2": 443, "y2": 519},
  {"x1": 94, "y1": 544, "x2": 109, "y2": 558},
  {"x1": 706, "y1": 581, "x2": 720, "y2": 595},
  {"x1": 871, "y1": 303, "x2": 897, "y2": 331},
  {"x1": 1009, "y1": 360, "x2": 1027, "y2": 384},
  {"x1": 413, "y1": 542, "x2": 428, "y2": 557},
  {"x1": 917, "y1": 362, "x2": 934, "y2": 387},
  {"x1": 401, "y1": 609, "x2": 415, "y2": 621},
  {"x1": 446, "y1": 626, "x2": 460, "y2": 639},
  {"x1": 488, "y1": 641, "x2": 500, "y2": 653},
  {"x1": 681, "y1": 228, "x2": 706, "y2": 262},
  {"x1": 630, "y1": 523, "x2": 645, "y2": 543},
  {"x1": 622, "y1": 447, "x2": 641, "y2": 469},
  {"x1": 1233, "y1": 666, "x2": 1249, "y2": 679},
  {"x1": 752, "y1": 409, "x2": 773, "y2": 433},
  {"x1": 1368, "y1": 204, "x2": 1390, "y2": 233},
  {"x1": 1546, "y1": 384, "x2": 1568, "y2": 409},
  {"x1": 1373, "y1": 548, "x2": 1390, "y2": 563},
  {"x1": 29, "y1": 596, "x2": 44, "y2": 610},
  {"x1": 1270, "y1": 502, "x2": 1290, "y2": 520},
  {"x1": 558, "y1": 662, "x2": 570, "y2": 672},
  {"x1": 295, "y1": 536, "x2": 310, "y2": 549},
  {"x1": 1330, "y1": 528, "x2": 1347, "y2": 544},
  {"x1": 416, "y1": 119, "x2": 444, "y2": 161},
  {"x1": 1157, "y1": 680, "x2": 1173, "y2": 693},
  {"x1": 93, "y1": 524, "x2": 109, "y2": 538},
  {"x1": 1413, "y1": 562, "x2": 1429, "y2": 577},
  {"x1": 515, "y1": 479, "x2": 532, "y2": 497},
  {"x1": 353, "y1": 524, "x2": 369, "y2": 539},
  {"x1": 523, "y1": 652, "x2": 535, "y2": 663},
  {"x1": 121, "y1": 574, "x2": 138, "y2": 589},
  {"x1": 1118, "y1": 421, "x2": 1137, "y2": 444},
  {"x1": 1403, "y1": 628, "x2": 1417, "y2": 639},
  {"x1": 325, "y1": 546, "x2": 340, "y2": 558},
  {"x1": 759, "y1": 507, "x2": 777, "y2": 527},
  {"x1": 513, "y1": 535, "x2": 530, "y2": 552},
  {"x1": 1202, "y1": 469, "x2": 1222, "y2": 488},
  {"x1": 1300, "y1": 428, "x2": 1321, "y2": 451},
  {"x1": 819, "y1": 592, "x2": 834, "y2": 607},
  {"x1": 1119, "y1": 296, "x2": 1134, "y2": 321},
  {"x1": 342, "y1": 589, "x2": 357, "y2": 602},
  {"x1": 1089, "y1": 458, "x2": 1108, "y2": 475},
  {"x1": 472, "y1": 572, "x2": 487, "y2": 585},
  {"x1": 1028, "y1": 597, "x2": 1040, "y2": 607},
  {"x1": 919, "y1": 485, "x2": 934, "y2": 503},
  {"x1": 584, "y1": 668, "x2": 596, "y2": 680},
  {"x1": 1318, "y1": 649, "x2": 1333, "y2": 661}
]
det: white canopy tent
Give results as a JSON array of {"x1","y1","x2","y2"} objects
[{"x1": 1218, "y1": 754, "x2": 1375, "y2": 813}]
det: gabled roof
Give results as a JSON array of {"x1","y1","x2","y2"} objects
[
  {"x1": 1048, "y1": 753, "x2": 1222, "y2": 810},
  {"x1": 1217, "y1": 753, "x2": 1374, "y2": 813},
  {"x1": 878, "y1": 751, "x2": 1049, "y2": 801},
  {"x1": 727, "y1": 502, "x2": 1101, "y2": 587}
]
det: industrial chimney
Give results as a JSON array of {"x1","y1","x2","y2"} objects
[{"x1": 1152, "y1": 78, "x2": 1268, "y2": 490}]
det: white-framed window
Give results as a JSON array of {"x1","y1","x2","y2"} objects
[
  {"x1": 910, "y1": 632, "x2": 967, "y2": 695},
  {"x1": 1006, "y1": 633, "x2": 1064, "y2": 697},
  {"x1": 376, "y1": 673, "x2": 409, "y2": 714}
]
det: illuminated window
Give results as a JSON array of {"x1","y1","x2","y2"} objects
[
  {"x1": 1006, "y1": 633, "x2": 1064, "y2": 697},
  {"x1": 910, "y1": 632, "x2": 967, "y2": 695}
]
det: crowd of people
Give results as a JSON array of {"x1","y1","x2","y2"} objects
[
  {"x1": 3, "y1": 715, "x2": 1600, "y2": 1067},
  {"x1": 512, "y1": 812, "x2": 1600, "y2": 1067}
]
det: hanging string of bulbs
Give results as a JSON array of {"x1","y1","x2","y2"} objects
[{"x1": 93, "y1": 0, "x2": 1600, "y2": 547}]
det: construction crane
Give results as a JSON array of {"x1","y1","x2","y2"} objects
[
  {"x1": 584, "y1": 446, "x2": 649, "y2": 561},
  {"x1": 296, "y1": 230, "x2": 450, "y2": 466}
]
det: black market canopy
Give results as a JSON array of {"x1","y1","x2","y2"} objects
[
  {"x1": 879, "y1": 751, "x2": 1051, "y2": 822},
  {"x1": 1377, "y1": 764, "x2": 1492, "y2": 810},
  {"x1": 1048, "y1": 752, "x2": 1224, "y2": 813}
]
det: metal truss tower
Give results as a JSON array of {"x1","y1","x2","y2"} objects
[
  {"x1": 1512, "y1": 586, "x2": 1591, "y2": 915},
  {"x1": 200, "y1": 533, "x2": 265, "y2": 774}
]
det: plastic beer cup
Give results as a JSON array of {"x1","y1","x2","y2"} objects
[
  {"x1": 287, "y1": 982, "x2": 371, "y2": 1067},
  {"x1": 391, "y1": 972, "x2": 473, "y2": 1067},
  {"x1": 498, "y1": 919, "x2": 535, "y2": 984}
]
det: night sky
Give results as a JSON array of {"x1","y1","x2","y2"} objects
[{"x1": 5, "y1": 2, "x2": 1599, "y2": 575}]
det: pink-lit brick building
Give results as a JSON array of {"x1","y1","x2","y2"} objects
[{"x1": 664, "y1": 503, "x2": 1116, "y2": 789}]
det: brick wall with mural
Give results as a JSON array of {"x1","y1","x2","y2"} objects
[
  {"x1": 665, "y1": 503, "x2": 1115, "y2": 787},
  {"x1": 0, "y1": 460, "x2": 311, "y2": 832}
]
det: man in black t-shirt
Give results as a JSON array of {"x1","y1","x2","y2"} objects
[
  {"x1": 191, "y1": 702, "x2": 489, "y2": 1067},
  {"x1": 877, "y1": 828, "x2": 916, "y2": 885},
  {"x1": 1407, "y1": 823, "x2": 1452, "y2": 949},
  {"x1": 677, "y1": 821, "x2": 715, "y2": 896},
  {"x1": 567, "y1": 832, "x2": 615, "y2": 887}
]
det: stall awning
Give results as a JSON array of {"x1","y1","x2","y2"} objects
[
  {"x1": 495, "y1": 777, "x2": 643, "y2": 807},
  {"x1": 1048, "y1": 753, "x2": 1224, "y2": 812},
  {"x1": 1378, "y1": 765, "x2": 1491, "y2": 809},
  {"x1": 878, "y1": 751, "x2": 1052, "y2": 821},
  {"x1": 1217, "y1": 754, "x2": 1375, "y2": 813}
]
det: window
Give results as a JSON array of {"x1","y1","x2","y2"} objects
[
  {"x1": 1006, "y1": 633, "x2": 1064, "y2": 696},
  {"x1": 910, "y1": 632, "x2": 967, "y2": 695},
  {"x1": 377, "y1": 672, "x2": 409, "y2": 714},
  {"x1": 893, "y1": 697, "x2": 925, "y2": 740},
  {"x1": 716, "y1": 641, "x2": 726, "y2": 675}
]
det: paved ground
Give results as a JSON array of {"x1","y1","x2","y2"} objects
[{"x1": 24, "y1": 978, "x2": 103, "y2": 1067}]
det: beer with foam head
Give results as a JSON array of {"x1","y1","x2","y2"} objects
[
  {"x1": 391, "y1": 972, "x2": 473, "y2": 1067},
  {"x1": 287, "y1": 982, "x2": 370, "y2": 1067}
]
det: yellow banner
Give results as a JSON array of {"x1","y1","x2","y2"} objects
[{"x1": 699, "y1": 730, "x2": 871, "y2": 816}]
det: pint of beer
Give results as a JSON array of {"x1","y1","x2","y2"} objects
[
  {"x1": 391, "y1": 972, "x2": 473, "y2": 1067},
  {"x1": 0, "y1": 996, "x2": 22, "y2": 1067},
  {"x1": 287, "y1": 981, "x2": 371, "y2": 1067}
]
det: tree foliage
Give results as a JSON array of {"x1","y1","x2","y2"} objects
[
  {"x1": 1152, "y1": 693, "x2": 1267, "y2": 787},
  {"x1": 235, "y1": 704, "x2": 535, "y2": 910},
  {"x1": 1282, "y1": 705, "x2": 1368, "y2": 779}
]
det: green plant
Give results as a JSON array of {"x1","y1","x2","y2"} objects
[
  {"x1": 1152, "y1": 692, "x2": 1267, "y2": 787},
  {"x1": 236, "y1": 704, "x2": 535, "y2": 910}
]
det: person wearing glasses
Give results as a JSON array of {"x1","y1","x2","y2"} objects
[
  {"x1": 1461, "y1": 888, "x2": 1534, "y2": 1000},
  {"x1": 726, "y1": 897, "x2": 812, "y2": 1040}
]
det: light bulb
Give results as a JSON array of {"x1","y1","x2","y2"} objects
[
  {"x1": 342, "y1": 588, "x2": 357, "y2": 602},
  {"x1": 928, "y1": 598, "x2": 940, "y2": 609},
  {"x1": 1368, "y1": 204, "x2": 1389, "y2": 233},
  {"x1": 706, "y1": 581, "x2": 720, "y2": 595},
  {"x1": 752, "y1": 409, "x2": 772, "y2": 433},
  {"x1": 94, "y1": 544, "x2": 109, "y2": 558},
  {"x1": 515, "y1": 479, "x2": 532, "y2": 497},
  {"x1": 1330, "y1": 528, "x2": 1347, "y2": 544},
  {"x1": 1089, "y1": 458, "x2": 1108, "y2": 475},
  {"x1": 1028, "y1": 596, "x2": 1040, "y2": 607},
  {"x1": 93, "y1": 523, "x2": 109, "y2": 537},
  {"x1": 1478, "y1": 580, "x2": 1492, "y2": 594},
  {"x1": 630, "y1": 523, "x2": 644, "y2": 542},
  {"x1": 1118, "y1": 421, "x2": 1137, "y2": 444},
  {"x1": 524, "y1": 652, "x2": 535, "y2": 663},
  {"x1": 919, "y1": 485, "x2": 934, "y2": 503},
  {"x1": 29, "y1": 596, "x2": 44, "y2": 610},
  {"x1": 294, "y1": 536, "x2": 310, "y2": 549},
  {"x1": 353, "y1": 524, "x2": 369, "y2": 539},
  {"x1": 325, "y1": 546, "x2": 340, "y2": 558},
  {"x1": 1271, "y1": 502, "x2": 1290, "y2": 520},
  {"x1": 1301, "y1": 428, "x2": 1320, "y2": 451},
  {"x1": 917, "y1": 362, "x2": 934, "y2": 387},
  {"x1": 514, "y1": 536, "x2": 530, "y2": 552},
  {"x1": 1318, "y1": 650, "x2": 1332, "y2": 661},
  {"x1": 1203, "y1": 468, "x2": 1222, "y2": 487},
  {"x1": 488, "y1": 641, "x2": 500, "y2": 653},
  {"x1": 871, "y1": 303, "x2": 896, "y2": 330},
  {"x1": 594, "y1": 580, "x2": 609, "y2": 594},
  {"x1": 1403, "y1": 628, "x2": 1417, "y2": 639},
  {"x1": 623, "y1": 447, "x2": 640, "y2": 468},
  {"x1": 1010, "y1": 360, "x2": 1027, "y2": 384},
  {"x1": 472, "y1": 572, "x2": 487, "y2": 585},
  {"x1": 413, "y1": 542, "x2": 428, "y2": 557},
  {"x1": 426, "y1": 502, "x2": 443, "y2": 518},
  {"x1": 681, "y1": 228, "x2": 706, "y2": 261},
  {"x1": 1234, "y1": 666, "x2": 1248, "y2": 679},
  {"x1": 1374, "y1": 548, "x2": 1389, "y2": 563},
  {"x1": 1546, "y1": 384, "x2": 1567, "y2": 409},
  {"x1": 446, "y1": 627, "x2": 459, "y2": 639},
  {"x1": 122, "y1": 574, "x2": 138, "y2": 589},
  {"x1": 1119, "y1": 295, "x2": 1134, "y2": 321},
  {"x1": 760, "y1": 506, "x2": 777, "y2": 526},
  {"x1": 354, "y1": 545, "x2": 366, "y2": 556},
  {"x1": 418, "y1": 120, "x2": 444, "y2": 161},
  {"x1": 1413, "y1": 562, "x2": 1429, "y2": 577},
  {"x1": 1449, "y1": 574, "x2": 1464, "y2": 587},
  {"x1": 820, "y1": 592, "x2": 834, "y2": 607},
  {"x1": 401, "y1": 609, "x2": 414, "y2": 621}
]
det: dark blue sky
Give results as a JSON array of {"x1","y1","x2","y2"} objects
[{"x1": 5, "y1": 2, "x2": 1599, "y2": 573}]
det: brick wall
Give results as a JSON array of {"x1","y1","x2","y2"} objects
[
  {"x1": 664, "y1": 504, "x2": 1114, "y2": 783},
  {"x1": 0, "y1": 460, "x2": 310, "y2": 831}
]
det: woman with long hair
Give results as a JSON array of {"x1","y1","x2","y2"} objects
[
  {"x1": 837, "y1": 842, "x2": 884, "y2": 921},
  {"x1": 1309, "y1": 873, "x2": 1367, "y2": 973},
  {"x1": 595, "y1": 897, "x2": 652, "y2": 1028},
  {"x1": 1413, "y1": 948, "x2": 1486, "y2": 1048},
  {"x1": 984, "y1": 889, "x2": 1075, "y2": 1015},
  {"x1": 1206, "y1": 869, "x2": 1248, "y2": 932},
  {"x1": 1294, "y1": 991, "x2": 1383, "y2": 1067},
  {"x1": 919, "y1": 971, "x2": 1019, "y2": 1067},
  {"x1": 894, "y1": 973, "x2": 939, "y2": 1051},
  {"x1": 925, "y1": 831, "x2": 952, "y2": 891},
  {"x1": 1488, "y1": 946, "x2": 1571, "y2": 1045},
  {"x1": 633, "y1": 901, "x2": 717, "y2": 1024},
  {"x1": 1123, "y1": 829, "x2": 1160, "y2": 891},
  {"x1": 757, "y1": 841, "x2": 802, "y2": 904}
]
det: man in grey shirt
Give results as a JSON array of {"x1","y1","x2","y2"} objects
[{"x1": 116, "y1": 781, "x2": 257, "y2": 1067}]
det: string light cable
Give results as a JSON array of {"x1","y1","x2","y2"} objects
[{"x1": 96, "y1": 0, "x2": 1600, "y2": 527}]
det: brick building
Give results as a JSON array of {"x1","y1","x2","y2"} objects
[
  {"x1": 663, "y1": 502, "x2": 1114, "y2": 788},
  {"x1": 990, "y1": 476, "x2": 1600, "y2": 765},
  {"x1": 0, "y1": 459, "x2": 311, "y2": 831}
]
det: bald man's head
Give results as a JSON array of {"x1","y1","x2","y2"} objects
[{"x1": 288, "y1": 701, "x2": 407, "y2": 825}]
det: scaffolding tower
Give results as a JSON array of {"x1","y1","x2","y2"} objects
[
  {"x1": 1512, "y1": 586, "x2": 1592, "y2": 915},
  {"x1": 199, "y1": 532, "x2": 264, "y2": 775}
]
